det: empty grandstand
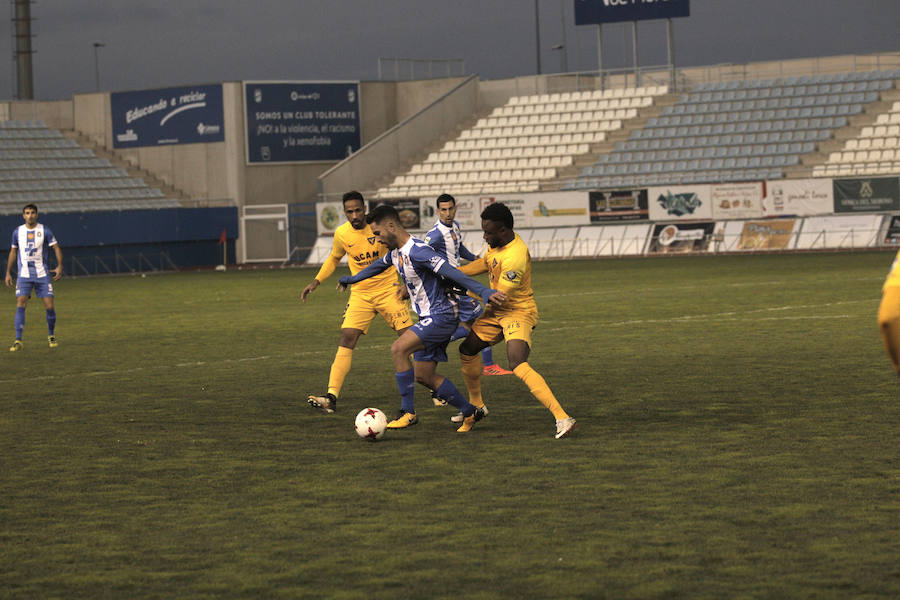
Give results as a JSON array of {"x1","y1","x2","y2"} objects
[
  {"x1": 0, "y1": 119, "x2": 178, "y2": 215},
  {"x1": 375, "y1": 85, "x2": 669, "y2": 197},
  {"x1": 568, "y1": 70, "x2": 900, "y2": 190},
  {"x1": 815, "y1": 99, "x2": 900, "y2": 177}
]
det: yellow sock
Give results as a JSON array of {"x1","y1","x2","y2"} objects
[
  {"x1": 327, "y1": 346, "x2": 353, "y2": 397},
  {"x1": 878, "y1": 287, "x2": 900, "y2": 373},
  {"x1": 513, "y1": 362, "x2": 569, "y2": 420},
  {"x1": 460, "y1": 353, "x2": 485, "y2": 407}
]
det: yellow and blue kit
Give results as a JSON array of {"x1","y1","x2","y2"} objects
[
  {"x1": 315, "y1": 221, "x2": 409, "y2": 333},
  {"x1": 460, "y1": 233, "x2": 538, "y2": 344}
]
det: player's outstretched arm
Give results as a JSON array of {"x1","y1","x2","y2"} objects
[
  {"x1": 459, "y1": 259, "x2": 487, "y2": 276},
  {"x1": 435, "y1": 261, "x2": 505, "y2": 307},
  {"x1": 459, "y1": 241, "x2": 477, "y2": 262},
  {"x1": 337, "y1": 256, "x2": 392, "y2": 290}
]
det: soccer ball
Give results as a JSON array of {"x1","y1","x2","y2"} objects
[{"x1": 354, "y1": 407, "x2": 387, "y2": 441}]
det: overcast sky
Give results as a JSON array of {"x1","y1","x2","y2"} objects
[{"x1": 3, "y1": 0, "x2": 899, "y2": 101}]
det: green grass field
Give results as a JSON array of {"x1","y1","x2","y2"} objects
[{"x1": 2, "y1": 251, "x2": 899, "y2": 599}]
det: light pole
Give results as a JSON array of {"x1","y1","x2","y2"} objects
[
  {"x1": 93, "y1": 42, "x2": 105, "y2": 92},
  {"x1": 534, "y1": 0, "x2": 542, "y2": 75},
  {"x1": 558, "y1": 0, "x2": 568, "y2": 73}
]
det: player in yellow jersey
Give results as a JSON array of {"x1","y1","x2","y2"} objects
[
  {"x1": 877, "y1": 248, "x2": 900, "y2": 376},
  {"x1": 456, "y1": 202, "x2": 577, "y2": 439},
  {"x1": 301, "y1": 191, "x2": 412, "y2": 412}
]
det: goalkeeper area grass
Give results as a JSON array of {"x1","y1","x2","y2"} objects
[{"x1": 2, "y1": 251, "x2": 898, "y2": 598}]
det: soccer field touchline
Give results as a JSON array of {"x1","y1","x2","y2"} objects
[
  {"x1": 536, "y1": 275, "x2": 884, "y2": 300},
  {"x1": 0, "y1": 299, "x2": 876, "y2": 384}
]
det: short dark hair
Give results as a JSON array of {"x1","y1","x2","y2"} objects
[
  {"x1": 436, "y1": 193, "x2": 456, "y2": 208},
  {"x1": 23, "y1": 203, "x2": 38, "y2": 213},
  {"x1": 342, "y1": 190, "x2": 365, "y2": 208},
  {"x1": 480, "y1": 202, "x2": 513, "y2": 230},
  {"x1": 366, "y1": 203, "x2": 400, "y2": 225}
]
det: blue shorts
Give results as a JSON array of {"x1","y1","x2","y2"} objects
[
  {"x1": 457, "y1": 295, "x2": 484, "y2": 325},
  {"x1": 16, "y1": 276, "x2": 54, "y2": 298},
  {"x1": 411, "y1": 314, "x2": 460, "y2": 363}
]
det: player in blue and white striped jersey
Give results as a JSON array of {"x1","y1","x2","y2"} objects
[
  {"x1": 423, "y1": 194, "x2": 513, "y2": 380},
  {"x1": 339, "y1": 204, "x2": 506, "y2": 432},
  {"x1": 5, "y1": 204, "x2": 63, "y2": 351}
]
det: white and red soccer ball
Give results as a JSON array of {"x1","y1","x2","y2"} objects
[{"x1": 354, "y1": 407, "x2": 387, "y2": 441}]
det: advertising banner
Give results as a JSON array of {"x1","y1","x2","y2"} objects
[
  {"x1": 574, "y1": 0, "x2": 690, "y2": 25},
  {"x1": 244, "y1": 81, "x2": 361, "y2": 163},
  {"x1": 648, "y1": 185, "x2": 713, "y2": 221},
  {"x1": 453, "y1": 194, "x2": 532, "y2": 229},
  {"x1": 884, "y1": 215, "x2": 900, "y2": 244},
  {"x1": 796, "y1": 214, "x2": 883, "y2": 249},
  {"x1": 589, "y1": 189, "x2": 649, "y2": 222},
  {"x1": 370, "y1": 198, "x2": 422, "y2": 230},
  {"x1": 111, "y1": 84, "x2": 224, "y2": 148},
  {"x1": 315, "y1": 202, "x2": 347, "y2": 236},
  {"x1": 647, "y1": 222, "x2": 714, "y2": 254},
  {"x1": 833, "y1": 177, "x2": 900, "y2": 212},
  {"x1": 763, "y1": 178, "x2": 833, "y2": 216},
  {"x1": 737, "y1": 219, "x2": 797, "y2": 250},
  {"x1": 711, "y1": 182, "x2": 763, "y2": 220},
  {"x1": 525, "y1": 192, "x2": 590, "y2": 227}
]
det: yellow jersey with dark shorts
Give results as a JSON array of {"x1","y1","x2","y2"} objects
[
  {"x1": 314, "y1": 221, "x2": 411, "y2": 333},
  {"x1": 460, "y1": 233, "x2": 538, "y2": 346}
]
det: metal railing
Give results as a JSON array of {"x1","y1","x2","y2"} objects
[
  {"x1": 377, "y1": 58, "x2": 467, "y2": 81},
  {"x1": 290, "y1": 222, "x2": 894, "y2": 265}
]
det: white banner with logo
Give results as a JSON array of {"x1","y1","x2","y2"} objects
[
  {"x1": 453, "y1": 192, "x2": 589, "y2": 229},
  {"x1": 763, "y1": 178, "x2": 833, "y2": 216},
  {"x1": 711, "y1": 182, "x2": 764, "y2": 220},
  {"x1": 795, "y1": 214, "x2": 883, "y2": 249},
  {"x1": 315, "y1": 202, "x2": 347, "y2": 236},
  {"x1": 648, "y1": 185, "x2": 713, "y2": 221}
]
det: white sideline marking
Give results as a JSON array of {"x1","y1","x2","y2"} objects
[
  {"x1": 0, "y1": 299, "x2": 878, "y2": 384},
  {"x1": 538, "y1": 276, "x2": 884, "y2": 300}
]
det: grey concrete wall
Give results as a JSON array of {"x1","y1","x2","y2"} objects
[
  {"x1": 318, "y1": 75, "x2": 480, "y2": 200},
  {"x1": 5, "y1": 100, "x2": 74, "y2": 129}
]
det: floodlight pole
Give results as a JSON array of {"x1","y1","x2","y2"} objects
[
  {"x1": 535, "y1": 0, "x2": 542, "y2": 74},
  {"x1": 93, "y1": 42, "x2": 105, "y2": 92},
  {"x1": 559, "y1": 0, "x2": 568, "y2": 73},
  {"x1": 667, "y1": 18, "x2": 676, "y2": 90},
  {"x1": 596, "y1": 24, "x2": 603, "y2": 89},
  {"x1": 632, "y1": 21, "x2": 639, "y2": 87}
]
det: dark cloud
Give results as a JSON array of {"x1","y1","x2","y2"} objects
[{"x1": 2, "y1": 0, "x2": 898, "y2": 100}]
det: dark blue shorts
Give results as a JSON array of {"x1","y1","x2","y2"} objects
[
  {"x1": 16, "y1": 276, "x2": 54, "y2": 298},
  {"x1": 411, "y1": 314, "x2": 460, "y2": 363}
]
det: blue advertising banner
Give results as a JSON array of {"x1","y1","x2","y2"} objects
[
  {"x1": 111, "y1": 84, "x2": 224, "y2": 148},
  {"x1": 244, "y1": 81, "x2": 361, "y2": 164},
  {"x1": 574, "y1": 0, "x2": 690, "y2": 25}
]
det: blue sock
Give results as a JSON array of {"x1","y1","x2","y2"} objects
[
  {"x1": 14, "y1": 307, "x2": 25, "y2": 340},
  {"x1": 449, "y1": 325, "x2": 469, "y2": 342},
  {"x1": 46, "y1": 309, "x2": 56, "y2": 336},
  {"x1": 435, "y1": 377, "x2": 474, "y2": 416},
  {"x1": 481, "y1": 346, "x2": 494, "y2": 366},
  {"x1": 395, "y1": 369, "x2": 416, "y2": 414}
]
